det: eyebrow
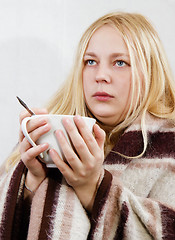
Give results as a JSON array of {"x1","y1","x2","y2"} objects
[{"x1": 84, "y1": 52, "x2": 130, "y2": 58}]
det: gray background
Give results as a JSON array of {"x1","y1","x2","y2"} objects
[{"x1": 0, "y1": 0, "x2": 175, "y2": 165}]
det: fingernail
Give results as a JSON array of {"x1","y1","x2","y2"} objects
[
  {"x1": 38, "y1": 117, "x2": 48, "y2": 124},
  {"x1": 49, "y1": 148, "x2": 56, "y2": 156},
  {"x1": 75, "y1": 115, "x2": 81, "y2": 119},
  {"x1": 65, "y1": 118, "x2": 72, "y2": 124},
  {"x1": 43, "y1": 123, "x2": 50, "y2": 129},
  {"x1": 54, "y1": 129, "x2": 63, "y2": 138},
  {"x1": 41, "y1": 143, "x2": 49, "y2": 148}
]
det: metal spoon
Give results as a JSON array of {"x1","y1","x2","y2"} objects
[{"x1": 16, "y1": 96, "x2": 35, "y2": 115}]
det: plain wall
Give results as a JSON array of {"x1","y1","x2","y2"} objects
[{"x1": 0, "y1": 0, "x2": 175, "y2": 165}]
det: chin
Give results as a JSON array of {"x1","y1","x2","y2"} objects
[{"x1": 94, "y1": 114, "x2": 119, "y2": 127}]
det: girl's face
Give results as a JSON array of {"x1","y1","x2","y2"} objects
[{"x1": 83, "y1": 24, "x2": 132, "y2": 126}]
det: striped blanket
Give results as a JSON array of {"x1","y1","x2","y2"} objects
[{"x1": 0, "y1": 113, "x2": 175, "y2": 239}]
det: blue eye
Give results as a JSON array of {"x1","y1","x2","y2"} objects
[
  {"x1": 115, "y1": 60, "x2": 126, "y2": 67},
  {"x1": 85, "y1": 60, "x2": 96, "y2": 66}
]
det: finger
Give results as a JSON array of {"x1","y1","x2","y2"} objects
[
  {"x1": 72, "y1": 116, "x2": 100, "y2": 155},
  {"x1": 19, "y1": 108, "x2": 48, "y2": 124},
  {"x1": 19, "y1": 127, "x2": 25, "y2": 143},
  {"x1": 49, "y1": 148, "x2": 76, "y2": 185},
  {"x1": 28, "y1": 122, "x2": 51, "y2": 143},
  {"x1": 26, "y1": 117, "x2": 49, "y2": 133},
  {"x1": 19, "y1": 137, "x2": 32, "y2": 154},
  {"x1": 21, "y1": 144, "x2": 49, "y2": 176},
  {"x1": 54, "y1": 129, "x2": 83, "y2": 170},
  {"x1": 21, "y1": 123, "x2": 51, "y2": 152},
  {"x1": 19, "y1": 117, "x2": 49, "y2": 143},
  {"x1": 93, "y1": 124, "x2": 106, "y2": 150},
  {"x1": 19, "y1": 122, "x2": 51, "y2": 154},
  {"x1": 61, "y1": 117, "x2": 92, "y2": 162},
  {"x1": 21, "y1": 143, "x2": 49, "y2": 164}
]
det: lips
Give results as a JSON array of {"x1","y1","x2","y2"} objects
[{"x1": 93, "y1": 92, "x2": 114, "y2": 101}]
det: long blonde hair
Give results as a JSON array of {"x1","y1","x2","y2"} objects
[{"x1": 6, "y1": 12, "x2": 175, "y2": 168}]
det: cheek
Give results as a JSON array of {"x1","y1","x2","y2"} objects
[
  {"x1": 115, "y1": 73, "x2": 131, "y2": 94},
  {"x1": 82, "y1": 70, "x2": 93, "y2": 96},
  {"x1": 82, "y1": 75, "x2": 89, "y2": 101},
  {"x1": 116, "y1": 75, "x2": 133, "y2": 110}
]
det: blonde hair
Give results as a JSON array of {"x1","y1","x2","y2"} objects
[{"x1": 6, "y1": 12, "x2": 175, "y2": 168}]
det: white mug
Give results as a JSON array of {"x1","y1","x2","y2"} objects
[{"x1": 21, "y1": 114, "x2": 96, "y2": 168}]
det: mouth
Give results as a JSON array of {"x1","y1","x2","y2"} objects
[{"x1": 93, "y1": 92, "x2": 114, "y2": 101}]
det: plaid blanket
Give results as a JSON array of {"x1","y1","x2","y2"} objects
[{"x1": 0, "y1": 113, "x2": 175, "y2": 239}]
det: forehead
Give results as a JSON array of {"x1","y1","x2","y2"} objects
[{"x1": 85, "y1": 24, "x2": 129, "y2": 55}]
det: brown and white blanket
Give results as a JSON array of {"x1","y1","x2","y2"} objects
[{"x1": 0, "y1": 113, "x2": 175, "y2": 240}]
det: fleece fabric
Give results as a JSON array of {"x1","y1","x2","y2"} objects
[{"x1": 0, "y1": 113, "x2": 175, "y2": 239}]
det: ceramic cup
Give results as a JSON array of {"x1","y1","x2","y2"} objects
[{"x1": 21, "y1": 114, "x2": 96, "y2": 168}]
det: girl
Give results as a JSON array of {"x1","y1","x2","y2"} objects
[{"x1": 1, "y1": 12, "x2": 175, "y2": 240}]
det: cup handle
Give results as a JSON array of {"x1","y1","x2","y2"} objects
[{"x1": 21, "y1": 116, "x2": 44, "y2": 158}]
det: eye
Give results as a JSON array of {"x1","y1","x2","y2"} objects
[
  {"x1": 85, "y1": 59, "x2": 97, "y2": 66},
  {"x1": 115, "y1": 60, "x2": 126, "y2": 67}
]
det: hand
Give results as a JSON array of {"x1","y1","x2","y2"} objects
[
  {"x1": 49, "y1": 115, "x2": 106, "y2": 211},
  {"x1": 19, "y1": 108, "x2": 51, "y2": 194}
]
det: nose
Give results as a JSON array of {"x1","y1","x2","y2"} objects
[{"x1": 95, "y1": 64, "x2": 111, "y2": 83}]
